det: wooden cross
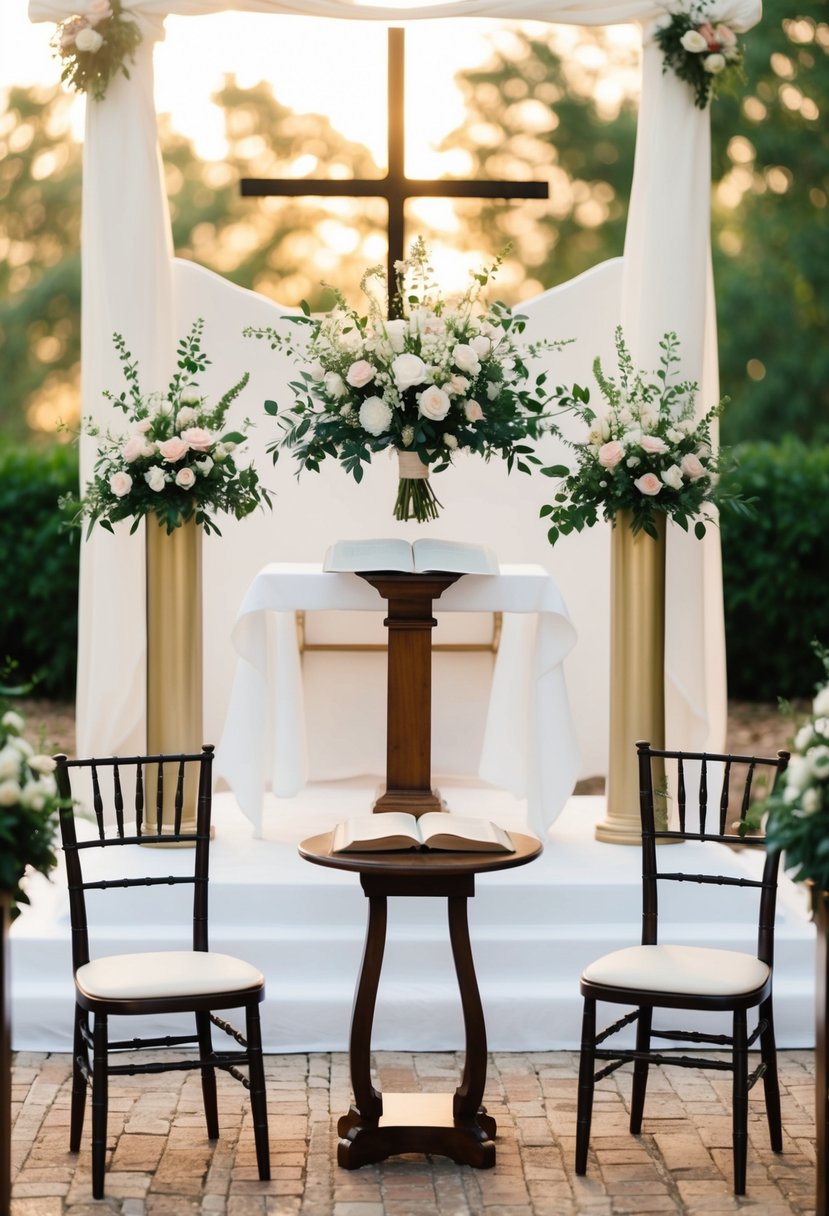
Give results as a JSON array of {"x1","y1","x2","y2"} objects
[{"x1": 241, "y1": 27, "x2": 549, "y2": 314}]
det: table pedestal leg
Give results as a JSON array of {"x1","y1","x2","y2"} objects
[{"x1": 338, "y1": 874, "x2": 495, "y2": 1170}]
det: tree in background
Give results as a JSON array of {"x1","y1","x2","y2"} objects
[{"x1": 711, "y1": 0, "x2": 828, "y2": 445}]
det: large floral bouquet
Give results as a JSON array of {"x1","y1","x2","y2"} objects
[
  {"x1": 540, "y1": 328, "x2": 723, "y2": 542},
  {"x1": 742, "y1": 647, "x2": 829, "y2": 890},
  {"x1": 67, "y1": 319, "x2": 271, "y2": 537},
  {"x1": 654, "y1": 3, "x2": 745, "y2": 109},
  {"x1": 247, "y1": 239, "x2": 565, "y2": 522},
  {"x1": 0, "y1": 702, "x2": 63, "y2": 918},
  {"x1": 52, "y1": 0, "x2": 142, "y2": 102}
]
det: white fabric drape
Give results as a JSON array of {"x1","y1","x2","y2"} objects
[{"x1": 29, "y1": 0, "x2": 760, "y2": 771}]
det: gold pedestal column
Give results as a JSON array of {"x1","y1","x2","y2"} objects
[
  {"x1": 595, "y1": 510, "x2": 666, "y2": 845},
  {"x1": 146, "y1": 516, "x2": 203, "y2": 838}
]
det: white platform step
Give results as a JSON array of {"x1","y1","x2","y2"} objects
[{"x1": 10, "y1": 789, "x2": 816, "y2": 1053}]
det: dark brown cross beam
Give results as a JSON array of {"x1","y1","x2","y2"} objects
[{"x1": 241, "y1": 27, "x2": 549, "y2": 313}]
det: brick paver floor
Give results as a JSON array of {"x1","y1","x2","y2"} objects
[{"x1": 10, "y1": 1049, "x2": 817, "y2": 1215}]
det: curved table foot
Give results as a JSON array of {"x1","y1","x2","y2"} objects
[{"x1": 337, "y1": 1093, "x2": 496, "y2": 1169}]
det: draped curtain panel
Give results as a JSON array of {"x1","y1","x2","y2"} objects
[{"x1": 29, "y1": 0, "x2": 761, "y2": 785}]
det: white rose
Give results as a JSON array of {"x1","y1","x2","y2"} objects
[
  {"x1": 109, "y1": 470, "x2": 133, "y2": 498},
  {"x1": 486, "y1": 381, "x2": 502, "y2": 401},
  {"x1": 175, "y1": 467, "x2": 196, "y2": 490},
  {"x1": 10, "y1": 736, "x2": 32, "y2": 757},
  {"x1": 786, "y1": 755, "x2": 810, "y2": 792},
  {"x1": 1, "y1": 710, "x2": 24, "y2": 733},
  {"x1": 28, "y1": 754, "x2": 57, "y2": 775},
  {"x1": 323, "y1": 371, "x2": 348, "y2": 400},
  {"x1": 176, "y1": 406, "x2": 199, "y2": 428},
  {"x1": 680, "y1": 29, "x2": 708, "y2": 53},
  {"x1": 452, "y1": 344, "x2": 481, "y2": 376},
  {"x1": 443, "y1": 433, "x2": 458, "y2": 450},
  {"x1": 194, "y1": 456, "x2": 214, "y2": 476},
  {"x1": 464, "y1": 400, "x2": 484, "y2": 423},
  {"x1": 418, "y1": 385, "x2": 451, "y2": 422},
  {"x1": 384, "y1": 320, "x2": 408, "y2": 353},
  {"x1": 358, "y1": 396, "x2": 392, "y2": 436},
  {"x1": 813, "y1": 686, "x2": 829, "y2": 717},
  {"x1": 21, "y1": 782, "x2": 47, "y2": 811},
  {"x1": 809, "y1": 746, "x2": 829, "y2": 780},
  {"x1": 660, "y1": 464, "x2": 684, "y2": 491},
  {"x1": 144, "y1": 466, "x2": 167, "y2": 493},
  {"x1": 470, "y1": 334, "x2": 492, "y2": 358},
  {"x1": 392, "y1": 353, "x2": 428, "y2": 390},
  {"x1": 179, "y1": 388, "x2": 201, "y2": 406},
  {"x1": 795, "y1": 723, "x2": 815, "y2": 753},
  {"x1": 802, "y1": 788, "x2": 822, "y2": 815},
  {"x1": 74, "y1": 25, "x2": 104, "y2": 52},
  {"x1": 0, "y1": 747, "x2": 20, "y2": 779},
  {"x1": 0, "y1": 780, "x2": 21, "y2": 806},
  {"x1": 703, "y1": 52, "x2": 727, "y2": 74}
]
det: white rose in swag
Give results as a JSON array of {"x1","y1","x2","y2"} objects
[
  {"x1": 418, "y1": 385, "x2": 451, "y2": 422},
  {"x1": 680, "y1": 29, "x2": 708, "y2": 52}
]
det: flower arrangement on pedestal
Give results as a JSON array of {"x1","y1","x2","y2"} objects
[
  {"x1": 246, "y1": 238, "x2": 567, "y2": 522},
  {"x1": 540, "y1": 327, "x2": 725, "y2": 542},
  {"x1": 742, "y1": 645, "x2": 829, "y2": 890},
  {"x1": 654, "y1": 3, "x2": 745, "y2": 109},
  {"x1": 52, "y1": 0, "x2": 142, "y2": 102},
  {"x1": 0, "y1": 701, "x2": 63, "y2": 917},
  {"x1": 65, "y1": 318, "x2": 271, "y2": 536}
]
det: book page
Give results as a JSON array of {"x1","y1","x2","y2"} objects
[
  {"x1": 417, "y1": 812, "x2": 514, "y2": 853},
  {"x1": 411, "y1": 538, "x2": 499, "y2": 576},
  {"x1": 323, "y1": 538, "x2": 414, "y2": 574},
  {"x1": 332, "y1": 812, "x2": 420, "y2": 853}
]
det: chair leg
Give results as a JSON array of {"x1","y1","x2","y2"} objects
[
  {"x1": 575, "y1": 997, "x2": 597, "y2": 1175},
  {"x1": 732, "y1": 1009, "x2": 749, "y2": 1195},
  {"x1": 90, "y1": 1014, "x2": 108, "y2": 1200},
  {"x1": 69, "y1": 1004, "x2": 88, "y2": 1153},
  {"x1": 759, "y1": 996, "x2": 783, "y2": 1153},
  {"x1": 629, "y1": 1006, "x2": 652, "y2": 1135},
  {"x1": 245, "y1": 1002, "x2": 270, "y2": 1181},
  {"x1": 195, "y1": 1011, "x2": 219, "y2": 1140}
]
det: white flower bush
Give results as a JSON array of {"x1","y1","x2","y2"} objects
[{"x1": 0, "y1": 705, "x2": 63, "y2": 916}]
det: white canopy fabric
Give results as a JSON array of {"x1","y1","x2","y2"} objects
[{"x1": 30, "y1": 0, "x2": 761, "y2": 777}]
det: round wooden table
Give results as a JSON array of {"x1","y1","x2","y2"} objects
[{"x1": 298, "y1": 830, "x2": 543, "y2": 1170}]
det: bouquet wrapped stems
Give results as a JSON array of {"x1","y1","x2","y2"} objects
[{"x1": 394, "y1": 450, "x2": 443, "y2": 523}]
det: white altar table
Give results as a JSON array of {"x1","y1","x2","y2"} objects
[{"x1": 215, "y1": 563, "x2": 578, "y2": 838}]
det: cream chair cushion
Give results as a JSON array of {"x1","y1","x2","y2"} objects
[
  {"x1": 76, "y1": 951, "x2": 264, "y2": 1001},
  {"x1": 582, "y1": 944, "x2": 770, "y2": 997}
]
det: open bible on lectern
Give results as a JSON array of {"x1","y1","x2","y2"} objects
[
  {"x1": 323, "y1": 537, "x2": 499, "y2": 576},
  {"x1": 332, "y1": 811, "x2": 515, "y2": 854}
]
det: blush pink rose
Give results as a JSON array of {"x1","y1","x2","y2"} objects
[
  {"x1": 464, "y1": 400, "x2": 484, "y2": 423},
  {"x1": 122, "y1": 436, "x2": 149, "y2": 463},
  {"x1": 109, "y1": 471, "x2": 133, "y2": 498},
  {"x1": 175, "y1": 467, "x2": 196, "y2": 490},
  {"x1": 680, "y1": 452, "x2": 706, "y2": 481},
  {"x1": 634, "y1": 473, "x2": 663, "y2": 497},
  {"x1": 598, "y1": 441, "x2": 624, "y2": 469},
  {"x1": 179, "y1": 426, "x2": 213, "y2": 451},
  {"x1": 418, "y1": 385, "x2": 451, "y2": 422},
  {"x1": 639, "y1": 435, "x2": 669, "y2": 455},
  {"x1": 346, "y1": 359, "x2": 376, "y2": 389},
  {"x1": 157, "y1": 437, "x2": 189, "y2": 463}
]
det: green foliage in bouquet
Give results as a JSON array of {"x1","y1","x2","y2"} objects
[
  {"x1": 247, "y1": 238, "x2": 568, "y2": 522},
  {"x1": 52, "y1": 0, "x2": 142, "y2": 102},
  {"x1": 540, "y1": 328, "x2": 738, "y2": 542},
  {"x1": 64, "y1": 319, "x2": 271, "y2": 537}
]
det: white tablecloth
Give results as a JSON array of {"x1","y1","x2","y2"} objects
[{"x1": 215, "y1": 563, "x2": 578, "y2": 837}]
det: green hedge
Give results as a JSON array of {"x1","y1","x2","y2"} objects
[
  {"x1": 0, "y1": 442, "x2": 79, "y2": 699},
  {"x1": 721, "y1": 437, "x2": 829, "y2": 701}
]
